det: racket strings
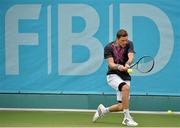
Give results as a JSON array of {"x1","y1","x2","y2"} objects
[{"x1": 137, "y1": 57, "x2": 154, "y2": 73}]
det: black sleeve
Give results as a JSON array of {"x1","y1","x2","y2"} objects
[
  {"x1": 128, "y1": 41, "x2": 136, "y2": 53},
  {"x1": 104, "y1": 44, "x2": 113, "y2": 59}
]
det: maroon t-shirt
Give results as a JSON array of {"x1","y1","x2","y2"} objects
[{"x1": 104, "y1": 41, "x2": 135, "y2": 80}]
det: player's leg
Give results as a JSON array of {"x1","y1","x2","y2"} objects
[
  {"x1": 103, "y1": 74, "x2": 138, "y2": 126},
  {"x1": 121, "y1": 82, "x2": 138, "y2": 126},
  {"x1": 121, "y1": 84, "x2": 130, "y2": 110},
  {"x1": 92, "y1": 74, "x2": 138, "y2": 126},
  {"x1": 108, "y1": 102, "x2": 123, "y2": 112},
  {"x1": 92, "y1": 74, "x2": 122, "y2": 122}
]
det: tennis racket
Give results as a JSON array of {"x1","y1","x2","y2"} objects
[{"x1": 128, "y1": 56, "x2": 155, "y2": 73}]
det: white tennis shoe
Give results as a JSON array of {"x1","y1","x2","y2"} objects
[
  {"x1": 92, "y1": 104, "x2": 106, "y2": 122},
  {"x1": 122, "y1": 116, "x2": 138, "y2": 126}
]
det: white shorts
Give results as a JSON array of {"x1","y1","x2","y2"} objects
[{"x1": 106, "y1": 74, "x2": 130, "y2": 102}]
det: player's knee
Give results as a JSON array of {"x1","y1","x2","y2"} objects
[
  {"x1": 118, "y1": 82, "x2": 129, "y2": 91},
  {"x1": 118, "y1": 82, "x2": 126, "y2": 91}
]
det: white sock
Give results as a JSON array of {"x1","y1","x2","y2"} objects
[
  {"x1": 104, "y1": 107, "x2": 110, "y2": 114},
  {"x1": 123, "y1": 109, "x2": 131, "y2": 118}
]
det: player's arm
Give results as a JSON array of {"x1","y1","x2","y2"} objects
[
  {"x1": 126, "y1": 41, "x2": 135, "y2": 68},
  {"x1": 106, "y1": 57, "x2": 127, "y2": 71},
  {"x1": 125, "y1": 52, "x2": 134, "y2": 68}
]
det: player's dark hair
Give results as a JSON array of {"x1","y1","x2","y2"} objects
[{"x1": 116, "y1": 29, "x2": 128, "y2": 39}]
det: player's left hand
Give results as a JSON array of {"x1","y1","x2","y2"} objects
[{"x1": 125, "y1": 64, "x2": 130, "y2": 71}]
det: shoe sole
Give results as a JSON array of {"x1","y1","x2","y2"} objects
[
  {"x1": 122, "y1": 122, "x2": 138, "y2": 126},
  {"x1": 122, "y1": 120, "x2": 138, "y2": 126}
]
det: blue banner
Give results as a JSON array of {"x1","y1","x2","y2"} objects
[{"x1": 0, "y1": 0, "x2": 180, "y2": 95}]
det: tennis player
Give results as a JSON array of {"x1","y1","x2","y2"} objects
[{"x1": 92, "y1": 29, "x2": 138, "y2": 126}]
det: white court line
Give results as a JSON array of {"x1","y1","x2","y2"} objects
[{"x1": 0, "y1": 108, "x2": 180, "y2": 114}]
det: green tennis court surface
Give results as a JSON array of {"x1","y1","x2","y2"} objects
[{"x1": 0, "y1": 111, "x2": 180, "y2": 127}]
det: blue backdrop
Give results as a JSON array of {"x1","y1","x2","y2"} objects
[{"x1": 0, "y1": 0, "x2": 180, "y2": 95}]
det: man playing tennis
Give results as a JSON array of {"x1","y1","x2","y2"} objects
[{"x1": 92, "y1": 29, "x2": 138, "y2": 126}]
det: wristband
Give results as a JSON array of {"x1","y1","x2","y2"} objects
[{"x1": 117, "y1": 64, "x2": 123, "y2": 70}]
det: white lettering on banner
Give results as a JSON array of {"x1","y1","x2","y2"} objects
[
  {"x1": 4, "y1": 3, "x2": 173, "y2": 76},
  {"x1": 120, "y1": 4, "x2": 174, "y2": 76},
  {"x1": 109, "y1": 4, "x2": 113, "y2": 42},
  {"x1": 47, "y1": 5, "x2": 52, "y2": 75},
  {"x1": 5, "y1": 5, "x2": 41, "y2": 75},
  {"x1": 58, "y1": 4, "x2": 103, "y2": 75}
]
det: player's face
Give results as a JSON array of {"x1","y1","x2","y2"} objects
[{"x1": 118, "y1": 36, "x2": 128, "y2": 47}]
